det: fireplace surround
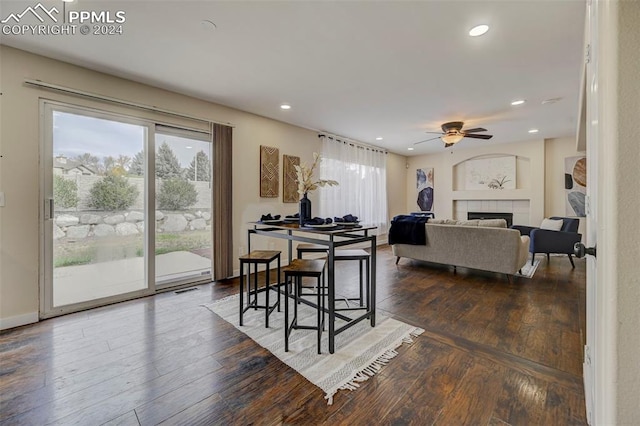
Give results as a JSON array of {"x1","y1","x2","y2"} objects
[{"x1": 468, "y1": 212, "x2": 513, "y2": 227}]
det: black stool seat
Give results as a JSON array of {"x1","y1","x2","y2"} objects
[
  {"x1": 282, "y1": 259, "x2": 326, "y2": 354},
  {"x1": 239, "y1": 250, "x2": 281, "y2": 328}
]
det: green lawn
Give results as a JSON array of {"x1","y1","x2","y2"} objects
[{"x1": 54, "y1": 230, "x2": 211, "y2": 268}]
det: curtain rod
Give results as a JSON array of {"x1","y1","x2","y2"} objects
[
  {"x1": 318, "y1": 133, "x2": 388, "y2": 154},
  {"x1": 24, "y1": 79, "x2": 234, "y2": 128}
]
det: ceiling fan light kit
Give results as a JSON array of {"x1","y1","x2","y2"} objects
[
  {"x1": 414, "y1": 121, "x2": 494, "y2": 148},
  {"x1": 441, "y1": 133, "x2": 464, "y2": 145}
]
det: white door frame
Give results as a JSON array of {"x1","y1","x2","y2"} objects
[{"x1": 584, "y1": 1, "x2": 619, "y2": 424}]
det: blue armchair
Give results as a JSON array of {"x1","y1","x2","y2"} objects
[{"x1": 511, "y1": 217, "x2": 582, "y2": 268}]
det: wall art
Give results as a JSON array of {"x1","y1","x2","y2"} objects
[
  {"x1": 260, "y1": 145, "x2": 279, "y2": 198},
  {"x1": 565, "y1": 156, "x2": 586, "y2": 217},
  {"x1": 282, "y1": 154, "x2": 300, "y2": 203}
]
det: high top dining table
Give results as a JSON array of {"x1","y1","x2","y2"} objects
[{"x1": 248, "y1": 222, "x2": 376, "y2": 354}]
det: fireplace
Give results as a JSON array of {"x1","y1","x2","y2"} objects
[{"x1": 468, "y1": 212, "x2": 513, "y2": 227}]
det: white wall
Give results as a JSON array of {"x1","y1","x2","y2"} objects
[
  {"x1": 615, "y1": 2, "x2": 640, "y2": 422},
  {"x1": 0, "y1": 46, "x2": 405, "y2": 328},
  {"x1": 405, "y1": 139, "x2": 546, "y2": 225}
]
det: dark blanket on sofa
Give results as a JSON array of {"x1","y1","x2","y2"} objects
[{"x1": 388, "y1": 215, "x2": 429, "y2": 245}]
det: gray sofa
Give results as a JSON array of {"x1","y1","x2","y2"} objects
[{"x1": 391, "y1": 219, "x2": 530, "y2": 276}]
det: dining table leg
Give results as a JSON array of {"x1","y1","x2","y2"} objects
[
  {"x1": 328, "y1": 242, "x2": 335, "y2": 354},
  {"x1": 370, "y1": 235, "x2": 376, "y2": 326}
]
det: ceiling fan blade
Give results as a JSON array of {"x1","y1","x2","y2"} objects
[
  {"x1": 462, "y1": 127, "x2": 487, "y2": 133},
  {"x1": 413, "y1": 136, "x2": 442, "y2": 145},
  {"x1": 464, "y1": 133, "x2": 493, "y2": 140}
]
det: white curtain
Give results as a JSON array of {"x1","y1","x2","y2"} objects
[{"x1": 318, "y1": 134, "x2": 388, "y2": 234}]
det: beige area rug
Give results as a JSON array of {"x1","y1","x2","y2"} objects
[
  {"x1": 515, "y1": 259, "x2": 541, "y2": 278},
  {"x1": 204, "y1": 293, "x2": 424, "y2": 404}
]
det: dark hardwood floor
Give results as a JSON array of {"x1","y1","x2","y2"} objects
[{"x1": 0, "y1": 246, "x2": 587, "y2": 425}]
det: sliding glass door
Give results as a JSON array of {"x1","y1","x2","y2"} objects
[
  {"x1": 42, "y1": 102, "x2": 213, "y2": 317},
  {"x1": 154, "y1": 127, "x2": 212, "y2": 287}
]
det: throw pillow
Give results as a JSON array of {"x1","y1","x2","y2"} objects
[{"x1": 540, "y1": 218, "x2": 563, "y2": 231}]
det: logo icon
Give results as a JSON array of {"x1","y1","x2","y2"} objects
[{"x1": 1, "y1": 3, "x2": 59, "y2": 24}]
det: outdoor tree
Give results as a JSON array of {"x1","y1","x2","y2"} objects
[
  {"x1": 186, "y1": 150, "x2": 211, "y2": 181},
  {"x1": 88, "y1": 174, "x2": 139, "y2": 210},
  {"x1": 156, "y1": 142, "x2": 183, "y2": 179},
  {"x1": 157, "y1": 178, "x2": 198, "y2": 210},
  {"x1": 53, "y1": 175, "x2": 79, "y2": 209},
  {"x1": 130, "y1": 151, "x2": 144, "y2": 176},
  {"x1": 74, "y1": 153, "x2": 100, "y2": 171}
]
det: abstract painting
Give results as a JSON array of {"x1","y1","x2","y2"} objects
[
  {"x1": 565, "y1": 156, "x2": 586, "y2": 217},
  {"x1": 416, "y1": 168, "x2": 434, "y2": 212},
  {"x1": 260, "y1": 145, "x2": 279, "y2": 198},
  {"x1": 283, "y1": 154, "x2": 300, "y2": 203},
  {"x1": 465, "y1": 156, "x2": 516, "y2": 190}
]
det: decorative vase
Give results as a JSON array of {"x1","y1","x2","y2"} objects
[{"x1": 299, "y1": 192, "x2": 311, "y2": 225}]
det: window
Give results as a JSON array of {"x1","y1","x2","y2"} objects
[{"x1": 319, "y1": 135, "x2": 388, "y2": 233}]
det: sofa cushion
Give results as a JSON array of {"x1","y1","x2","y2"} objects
[
  {"x1": 478, "y1": 219, "x2": 508, "y2": 228},
  {"x1": 540, "y1": 218, "x2": 564, "y2": 231}
]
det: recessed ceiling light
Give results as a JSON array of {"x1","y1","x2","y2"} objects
[
  {"x1": 376, "y1": 137, "x2": 383, "y2": 141},
  {"x1": 201, "y1": 20, "x2": 216, "y2": 30},
  {"x1": 185, "y1": 146, "x2": 193, "y2": 149},
  {"x1": 511, "y1": 100, "x2": 525, "y2": 106},
  {"x1": 528, "y1": 129, "x2": 539, "y2": 134},
  {"x1": 62, "y1": 0, "x2": 75, "y2": 2},
  {"x1": 280, "y1": 104, "x2": 291, "y2": 110},
  {"x1": 469, "y1": 24, "x2": 489, "y2": 37},
  {"x1": 407, "y1": 147, "x2": 414, "y2": 151}
]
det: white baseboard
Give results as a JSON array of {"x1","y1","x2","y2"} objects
[{"x1": 0, "y1": 311, "x2": 39, "y2": 330}]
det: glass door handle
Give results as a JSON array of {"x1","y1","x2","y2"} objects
[
  {"x1": 574, "y1": 242, "x2": 596, "y2": 258},
  {"x1": 45, "y1": 198, "x2": 54, "y2": 220}
]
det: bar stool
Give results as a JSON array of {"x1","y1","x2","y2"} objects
[
  {"x1": 282, "y1": 259, "x2": 326, "y2": 354},
  {"x1": 297, "y1": 244, "x2": 370, "y2": 311},
  {"x1": 332, "y1": 249, "x2": 370, "y2": 311},
  {"x1": 238, "y1": 250, "x2": 281, "y2": 328}
]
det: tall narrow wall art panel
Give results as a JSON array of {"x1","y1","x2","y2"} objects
[
  {"x1": 283, "y1": 155, "x2": 300, "y2": 203},
  {"x1": 416, "y1": 168, "x2": 434, "y2": 212},
  {"x1": 565, "y1": 156, "x2": 586, "y2": 217},
  {"x1": 260, "y1": 145, "x2": 279, "y2": 198}
]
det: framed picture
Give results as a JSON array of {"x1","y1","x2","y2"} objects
[
  {"x1": 465, "y1": 156, "x2": 516, "y2": 190},
  {"x1": 416, "y1": 168, "x2": 434, "y2": 212},
  {"x1": 260, "y1": 145, "x2": 279, "y2": 198},
  {"x1": 283, "y1": 154, "x2": 300, "y2": 203},
  {"x1": 565, "y1": 156, "x2": 586, "y2": 217}
]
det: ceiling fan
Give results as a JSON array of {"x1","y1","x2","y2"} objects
[{"x1": 414, "y1": 121, "x2": 493, "y2": 147}]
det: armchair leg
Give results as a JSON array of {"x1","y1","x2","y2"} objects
[
  {"x1": 568, "y1": 254, "x2": 575, "y2": 268},
  {"x1": 546, "y1": 253, "x2": 550, "y2": 262},
  {"x1": 531, "y1": 253, "x2": 536, "y2": 266},
  {"x1": 395, "y1": 256, "x2": 400, "y2": 265}
]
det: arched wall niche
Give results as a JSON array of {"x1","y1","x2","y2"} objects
[{"x1": 452, "y1": 153, "x2": 532, "y2": 191}]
